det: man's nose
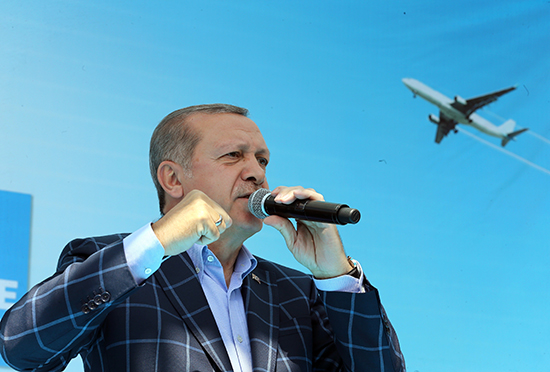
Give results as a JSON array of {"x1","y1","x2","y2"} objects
[{"x1": 242, "y1": 157, "x2": 266, "y2": 185}]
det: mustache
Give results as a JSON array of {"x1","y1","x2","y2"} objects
[{"x1": 235, "y1": 184, "x2": 264, "y2": 198}]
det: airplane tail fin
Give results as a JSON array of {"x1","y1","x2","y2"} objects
[
  {"x1": 499, "y1": 119, "x2": 523, "y2": 147},
  {"x1": 498, "y1": 119, "x2": 516, "y2": 134},
  {"x1": 501, "y1": 127, "x2": 529, "y2": 147}
]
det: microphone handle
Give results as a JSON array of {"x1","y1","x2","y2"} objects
[{"x1": 264, "y1": 197, "x2": 361, "y2": 225}]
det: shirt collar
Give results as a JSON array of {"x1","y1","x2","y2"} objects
[{"x1": 187, "y1": 243, "x2": 257, "y2": 281}]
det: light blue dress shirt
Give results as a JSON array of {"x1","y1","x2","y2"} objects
[
  {"x1": 186, "y1": 243, "x2": 256, "y2": 371},
  {"x1": 123, "y1": 223, "x2": 365, "y2": 372}
]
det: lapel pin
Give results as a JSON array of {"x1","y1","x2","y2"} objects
[{"x1": 252, "y1": 273, "x2": 261, "y2": 285}]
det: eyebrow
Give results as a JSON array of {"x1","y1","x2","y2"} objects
[
  {"x1": 215, "y1": 141, "x2": 270, "y2": 157},
  {"x1": 255, "y1": 147, "x2": 270, "y2": 157}
]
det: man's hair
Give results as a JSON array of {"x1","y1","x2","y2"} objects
[{"x1": 149, "y1": 103, "x2": 249, "y2": 214}]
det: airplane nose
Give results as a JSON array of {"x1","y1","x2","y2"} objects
[{"x1": 402, "y1": 78, "x2": 420, "y2": 93}]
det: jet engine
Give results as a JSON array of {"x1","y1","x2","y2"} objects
[
  {"x1": 428, "y1": 114, "x2": 439, "y2": 124},
  {"x1": 454, "y1": 95, "x2": 467, "y2": 106}
]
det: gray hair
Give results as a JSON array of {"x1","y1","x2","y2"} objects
[{"x1": 149, "y1": 103, "x2": 249, "y2": 214}]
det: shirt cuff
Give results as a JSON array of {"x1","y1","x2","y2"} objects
[
  {"x1": 313, "y1": 260, "x2": 366, "y2": 293},
  {"x1": 123, "y1": 223, "x2": 165, "y2": 285}
]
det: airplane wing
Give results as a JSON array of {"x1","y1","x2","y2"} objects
[
  {"x1": 450, "y1": 85, "x2": 516, "y2": 118},
  {"x1": 435, "y1": 111, "x2": 457, "y2": 143}
]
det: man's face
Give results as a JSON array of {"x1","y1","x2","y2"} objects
[{"x1": 181, "y1": 112, "x2": 270, "y2": 237}]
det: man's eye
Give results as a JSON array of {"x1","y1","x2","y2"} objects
[
  {"x1": 226, "y1": 152, "x2": 240, "y2": 158},
  {"x1": 258, "y1": 157, "x2": 268, "y2": 167}
]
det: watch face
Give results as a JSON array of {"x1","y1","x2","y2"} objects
[{"x1": 349, "y1": 267, "x2": 360, "y2": 279}]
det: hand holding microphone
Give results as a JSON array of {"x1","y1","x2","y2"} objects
[
  {"x1": 248, "y1": 188, "x2": 361, "y2": 225},
  {"x1": 250, "y1": 186, "x2": 357, "y2": 278}
]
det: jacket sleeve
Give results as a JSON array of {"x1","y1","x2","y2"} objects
[
  {"x1": 317, "y1": 285, "x2": 406, "y2": 372},
  {"x1": 0, "y1": 235, "x2": 139, "y2": 371}
]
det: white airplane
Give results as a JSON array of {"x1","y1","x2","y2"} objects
[{"x1": 403, "y1": 78, "x2": 527, "y2": 147}]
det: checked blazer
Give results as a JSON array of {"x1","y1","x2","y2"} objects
[{"x1": 1, "y1": 234, "x2": 405, "y2": 371}]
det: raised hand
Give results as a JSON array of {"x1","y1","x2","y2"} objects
[
  {"x1": 262, "y1": 186, "x2": 353, "y2": 279},
  {"x1": 152, "y1": 189, "x2": 232, "y2": 256}
]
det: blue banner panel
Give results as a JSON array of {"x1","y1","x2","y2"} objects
[{"x1": 0, "y1": 190, "x2": 31, "y2": 368}]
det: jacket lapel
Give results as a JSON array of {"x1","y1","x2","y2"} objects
[
  {"x1": 154, "y1": 252, "x2": 232, "y2": 372},
  {"x1": 243, "y1": 266, "x2": 279, "y2": 372}
]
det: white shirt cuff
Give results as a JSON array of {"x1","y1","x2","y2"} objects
[
  {"x1": 313, "y1": 260, "x2": 366, "y2": 293},
  {"x1": 123, "y1": 223, "x2": 165, "y2": 284}
]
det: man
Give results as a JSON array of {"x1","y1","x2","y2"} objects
[{"x1": 0, "y1": 104, "x2": 405, "y2": 371}]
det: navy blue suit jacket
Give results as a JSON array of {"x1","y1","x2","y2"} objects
[{"x1": 1, "y1": 234, "x2": 405, "y2": 371}]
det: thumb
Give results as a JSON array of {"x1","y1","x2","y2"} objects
[{"x1": 263, "y1": 216, "x2": 296, "y2": 248}]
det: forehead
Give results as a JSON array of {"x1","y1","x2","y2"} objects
[{"x1": 187, "y1": 112, "x2": 269, "y2": 153}]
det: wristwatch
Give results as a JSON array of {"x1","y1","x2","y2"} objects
[{"x1": 346, "y1": 256, "x2": 361, "y2": 279}]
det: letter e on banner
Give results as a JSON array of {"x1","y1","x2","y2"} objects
[{"x1": 0, "y1": 279, "x2": 18, "y2": 310}]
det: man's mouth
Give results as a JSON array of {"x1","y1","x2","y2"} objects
[{"x1": 237, "y1": 189, "x2": 259, "y2": 200}]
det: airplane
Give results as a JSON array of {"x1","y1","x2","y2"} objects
[{"x1": 402, "y1": 78, "x2": 528, "y2": 147}]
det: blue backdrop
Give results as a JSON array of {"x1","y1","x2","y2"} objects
[
  {"x1": 0, "y1": 1, "x2": 549, "y2": 371},
  {"x1": 0, "y1": 191, "x2": 31, "y2": 368}
]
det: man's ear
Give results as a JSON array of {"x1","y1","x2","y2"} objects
[{"x1": 157, "y1": 160, "x2": 186, "y2": 200}]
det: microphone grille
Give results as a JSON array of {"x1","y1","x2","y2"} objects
[{"x1": 248, "y1": 188, "x2": 271, "y2": 219}]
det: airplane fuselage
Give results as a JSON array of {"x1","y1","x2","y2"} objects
[{"x1": 403, "y1": 78, "x2": 504, "y2": 139}]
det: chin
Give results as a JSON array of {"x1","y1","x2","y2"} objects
[
  {"x1": 235, "y1": 213, "x2": 264, "y2": 236},
  {"x1": 245, "y1": 215, "x2": 264, "y2": 232}
]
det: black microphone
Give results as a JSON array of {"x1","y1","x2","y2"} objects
[{"x1": 248, "y1": 188, "x2": 361, "y2": 225}]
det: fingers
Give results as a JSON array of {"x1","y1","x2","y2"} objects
[
  {"x1": 190, "y1": 193, "x2": 233, "y2": 244},
  {"x1": 264, "y1": 185, "x2": 350, "y2": 278},
  {"x1": 152, "y1": 190, "x2": 232, "y2": 256},
  {"x1": 199, "y1": 208, "x2": 232, "y2": 245},
  {"x1": 268, "y1": 185, "x2": 328, "y2": 229},
  {"x1": 270, "y1": 186, "x2": 325, "y2": 204},
  {"x1": 262, "y1": 215, "x2": 296, "y2": 248},
  {"x1": 263, "y1": 184, "x2": 328, "y2": 240}
]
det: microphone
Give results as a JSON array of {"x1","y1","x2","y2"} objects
[{"x1": 248, "y1": 188, "x2": 361, "y2": 225}]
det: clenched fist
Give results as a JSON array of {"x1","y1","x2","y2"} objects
[{"x1": 152, "y1": 190, "x2": 232, "y2": 256}]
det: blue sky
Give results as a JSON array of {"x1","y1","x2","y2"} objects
[{"x1": 1, "y1": 1, "x2": 549, "y2": 371}]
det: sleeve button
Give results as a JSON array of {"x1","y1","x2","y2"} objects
[
  {"x1": 101, "y1": 291, "x2": 111, "y2": 303},
  {"x1": 93, "y1": 294, "x2": 103, "y2": 306}
]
